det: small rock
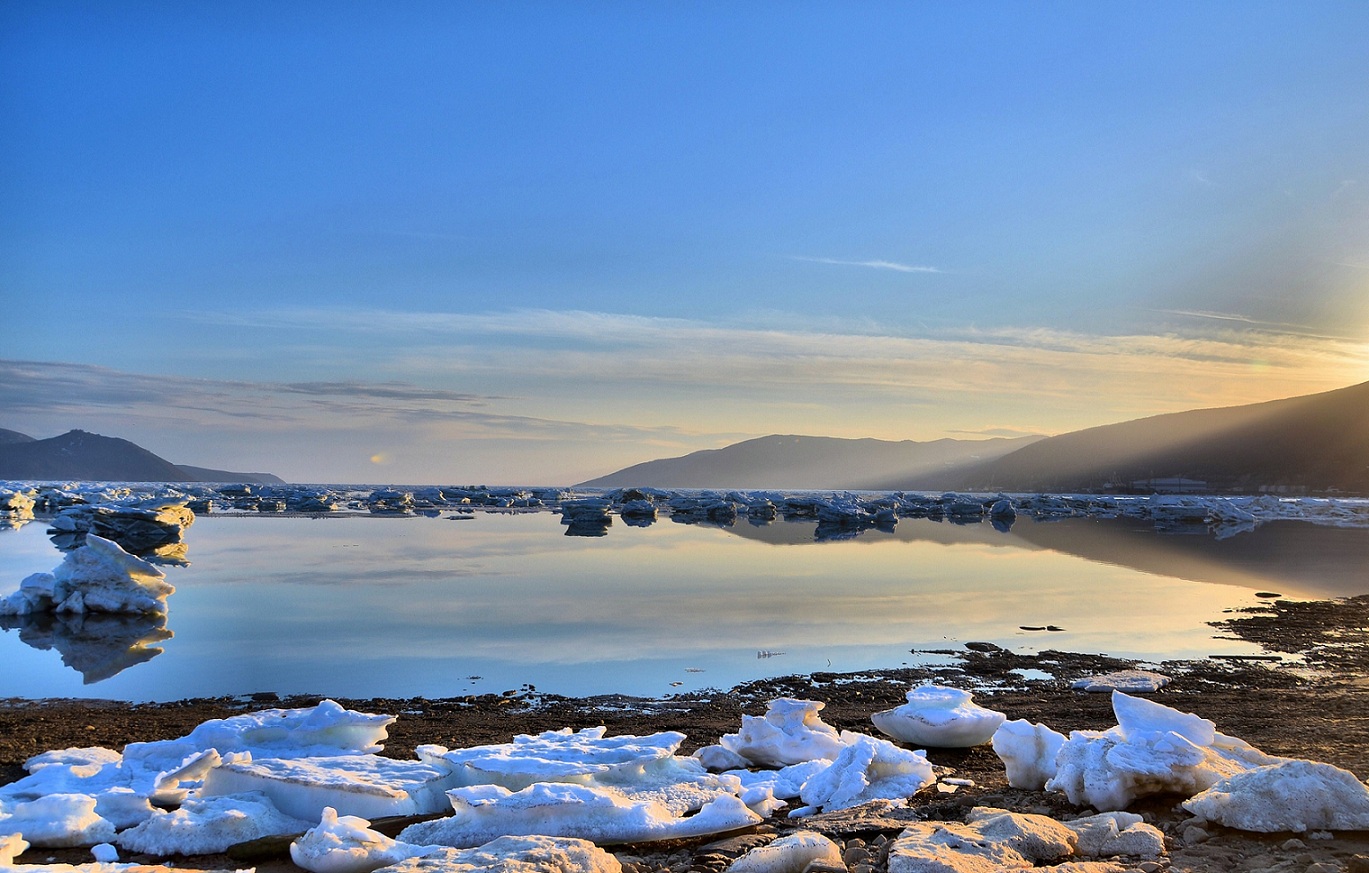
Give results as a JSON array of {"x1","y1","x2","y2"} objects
[
  {"x1": 1346, "y1": 855, "x2": 1369, "y2": 873},
  {"x1": 1284, "y1": 839, "x2": 1307, "y2": 850},
  {"x1": 1138, "y1": 863, "x2": 1164, "y2": 873},
  {"x1": 1182, "y1": 826, "x2": 1211, "y2": 845}
]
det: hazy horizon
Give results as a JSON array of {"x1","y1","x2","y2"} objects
[{"x1": 6, "y1": 3, "x2": 1369, "y2": 483}]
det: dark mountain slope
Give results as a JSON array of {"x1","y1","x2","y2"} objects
[
  {"x1": 0, "y1": 429, "x2": 284, "y2": 484},
  {"x1": 962, "y1": 380, "x2": 1369, "y2": 494},
  {"x1": 578, "y1": 434, "x2": 1043, "y2": 489},
  {"x1": 0, "y1": 429, "x2": 35, "y2": 445}
]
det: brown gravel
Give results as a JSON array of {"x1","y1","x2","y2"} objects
[{"x1": 4, "y1": 596, "x2": 1368, "y2": 872}]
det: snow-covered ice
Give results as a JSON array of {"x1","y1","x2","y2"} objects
[
  {"x1": 0, "y1": 535, "x2": 173, "y2": 616},
  {"x1": 290, "y1": 807, "x2": 429, "y2": 873},
  {"x1": 990, "y1": 719, "x2": 1067, "y2": 791},
  {"x1": 1046, "y1": 692, "x2": 1279, "y2": 810},
  {"x1": 200, "y1": 753, "x2": 458, "y2": 821},
  {"x1": 1182, "y1": 759, "x2": 1369, "y2": 832},
  {"x1": 726, "y1": 831, "x2": 842, "y2": 873},
  {"x1": 115, "y1": 791, "x2": 312, "y2": 855},
  {"x1": 0, "y1": 794, "x2": 116, "y2": 848},
  {"x1": 373, "y1": 835, "x2": 622, "y2": 873},
  {"x1": 870, "y1": 685, "x2": 1005, "y2": 748},
  {"x1": 701, "y1": 699, "x2": 847, "y2": 768},
  {"x1": 796, "y1": 734, "x2": 935, "y2": 813},
  {"x1": 398, "y1": 782, "x2": 762, "y2": 847}
]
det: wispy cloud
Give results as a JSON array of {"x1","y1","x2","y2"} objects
[
  {"x1": 1149, "y1": 308, "x2": 1357, "y2": 342},
  {"x1": 790, "y1": 256, "x2": 941, "y2": 274}
]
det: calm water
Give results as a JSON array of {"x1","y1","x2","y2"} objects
[{"x1": 2, "y1": 511, "x2": 1366, "y2": 702}]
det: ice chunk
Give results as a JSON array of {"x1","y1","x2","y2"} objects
[
  {"x1": 398, "y1": 782, "x2": 762, "y2": 848},
  {"x1": 1046, "y1": 692, "x2": 1279, "y2": 810},
  {"x1": 710, "y1": 699, "x2": 846, "y2": 768},
  {"x1": 798, "y1": 734, "x2": 935, "y2": 813},
  {"x1": 200, "y1": 753, "x2": 458, "y2": 821},
  {"x1": 0, "y1": 536, "x2": 173, "y2": 616},
  {"x1": 1062, "y1": 811, "x2": 1165, "y2": 859},
  {"x1": 290, "y1": 807, "x2": 428, "y2": 873},
  {"x1": 727, "y1": 832, "x2": 842, "y2": 873},
  {"x1": 375, "y1": 835, "x2": 622, "y2": 873},
  {"x1": 870, "y1": 685, "x2": 1005, "y2": 748},
  {"x1": 889, "y1": 815, "x2": 1070, "y2": 872},
  {"x1": 990, "y1": 719, "x2": 1066, "y2": 790},
  {"x1": 122, "y1": 699, "x2": 395, "y2": 788},
  {"x1": 89, "y1": 843, "x2": 119, "y2": 863},
  {"x1": 962, "y1": 807, "x2": 1078, "y2": 862},
  {"x1": 0, "y1": 794, "x2": 116, "y2": 848},
  {"x1": 727, "y1": 759, "x2": 828, "y2": 802},
  {"x1": 1070, "y1": 671, "x2": 1171, "y2": 694},
  {"x1": 1182, "y1": 760, "x2": 1369, "y2": 832},
  {"x1": 1, "y1": 833, "x2": 29, "y2": 865},
  {"x1": 116, "y1": 791, "x2": 312, "y2": 856}
]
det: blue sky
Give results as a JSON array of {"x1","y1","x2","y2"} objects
[{"x1": 4, "y1": 2, "x2": 1369, "y2": 484}]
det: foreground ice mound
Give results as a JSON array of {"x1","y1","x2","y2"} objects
[
  {"x1": 871, "y1": 685, "x2": 1005, "y2": 748},
  {"x1": 796, "y1": 734, "x2": 935, "y2": 814},
  {"x1": 374, "y1": 835, "x2": 622, "y2": 873},
  {"x1": 0, "y1": 794, "x2": 116, "y2": 848},
  {"x1": 115, "y1": 791, "x2": 311, "y2": 855},
  {"x1": 702, "y1": 699, "x2": 847, "y2": 768},
  {"x1": 0, "y1": 535, "x2": 173, "y2": 616},
  {"x1": 397, "y1": 782, "x2": 762, "y2": 847},
  {"x1": 122, "y1": 699, "x2": 395, "y2": 788},
  {"x1": 1182, "y1": 759, "x2": 1369, "y2": 832},
  {"x1": 291, "y1": 807, "x2": 428, "y2": 873},
  {"x1": 201, "y1": 753, "x2": 458, "y2": 820},
  {"x1": 420, "y1": 727, "x2": 692, "y2": 791},
  {"x1": 1045, "y1": 691, "x2": 1279, "y2": 811},
  {"x1": 727, "y1": 831, "x2": 842, "y2": 873}
]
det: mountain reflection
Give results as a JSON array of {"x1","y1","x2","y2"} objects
[{"x1": 0, "y1": 612, "x2": 173, "y2": 683}]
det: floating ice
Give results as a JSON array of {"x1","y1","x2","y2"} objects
[
  {"x1": 0, "y1": 794, "x2": 116, "y2": 848},
  {"x1": 726, "y1": 831, "x2": 842, "y2": 873},
  {"x1": 704, "y1": 699, "x2": 847, "y2": 768},
  {"x1": 1070, "y1": 671, "x2": 1171, "y2": 694},
  {"x1": 1046, "y1": 692, "x2": 1279, "y2": 811},
  {"x1": 290, "y1": 807, "x2": 428, "y2": 873},
  {"x1": 0, "y1": 489, "x2": 36, "y2": 520},
  {"x1": 871, "y1": 685, "x2": 1006, "y2": 748},
  {"x1": 116, "y1": 791, "x2": 312, "y2": 856},
  {"x1": 398, "y1": 782, "x2": 762, "y2": 848},
  {"x1": 200, "y1": 753, "x2": 458, "y2": 821},
  {"x1": 374, "y1": 835, "x2": 622, "y2": 873},
  {"x1": 1182, "y1": 760, "x2": 1369, "y2": 832},
  {"x1": 48, "y1": 502, "x2": 195, "y2": 554},
  {"x1": 990, "y1": 719, "x2": 1066, "y2": 790},
  {"x1": 797, "y1": 734, "x2": 935, "y2": 813},
  {"x1": 0, "y1": 535, "x2": 173, "y2": 616}
]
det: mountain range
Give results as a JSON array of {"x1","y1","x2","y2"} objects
[
  {"x1": 580, "y1": 380, "x2": 1369, "y2": 495},
  {"x1": 0, "y1": 429, "x2": 284, "y2": 484}
]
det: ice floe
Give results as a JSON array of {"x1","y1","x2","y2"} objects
[
  {"x1": 396, "y1": 782, "x2": 762, "y2": 847},
  {"x1": 115, "y1": 791, "x2": 311, "y2": 855},
  {"x1": 870, "y1": 685, "x2": 1005, "y2": 748},
  {"x1": 1181, "y1": 759, "x2": 1369, "y2": 832},
  {"x1": 290, "y1": 806, "x2": 429, "y2": 873},
  {"x1": 990, "y1": 719, "x2": 1066, "y2": 790},
  {"x1": 700, "y1": 699, "x2": 847, "y2": 768},
  {"x1": 1069, "y1": 670, "x2": 1171, "y2": 694},
  {"x1": 0, "y1": 536, "x2": 173, "y2": 616},
  {"x1": 200, "y1": 753, "x2": 458, "y2": 820},
  {"x1": 795, "y1": 735, "x2": 935, "y2": 814},
  {"x1": 726, "y1": 831, "x2": 842, "y2": 873},
  {"x1": 374, "y1": 834, "x2": 621, "y2": 873}
]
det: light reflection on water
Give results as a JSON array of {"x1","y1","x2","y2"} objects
[{"x1": 0, "y1": 512, "x2": 1364, "y2": 701}]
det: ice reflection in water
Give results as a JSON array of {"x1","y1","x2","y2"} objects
[{"x1": 0, "y1": 612, "x2": 173, "y2": 683}]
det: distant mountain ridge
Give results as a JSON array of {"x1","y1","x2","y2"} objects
[
  {"x1": 581, "y1": 381, "x2": 1369, "y2": 495},
  {"x1": 0, "y1": 429, "x2": 285, "y2": 484},
  {"x1": 958, "y1": 380, "x2": 1369, "y2": 495},
  {"x1": 577, "y1": 434, "x2": 1044, "y2": 489}
]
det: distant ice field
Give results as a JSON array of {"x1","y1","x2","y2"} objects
[{"x1": 1, "y1": 509, "x2": 1365, "y2": 701}]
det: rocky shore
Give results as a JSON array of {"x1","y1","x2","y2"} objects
[{"x1": 3, "y1": 596, "x2": 1367, "y2": 873}]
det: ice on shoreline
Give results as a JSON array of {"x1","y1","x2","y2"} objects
[{"x1": 870, "y1": 685, "x2": 1005, "y2": 748}]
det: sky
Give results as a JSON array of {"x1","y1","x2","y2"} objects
[{"x1": 4, "y1": 2, "x2": 1369, "y2": 485}]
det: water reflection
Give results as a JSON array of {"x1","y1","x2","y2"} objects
[{"x1": 0, "y1": 612, "x2": 173, "y2": 683}]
